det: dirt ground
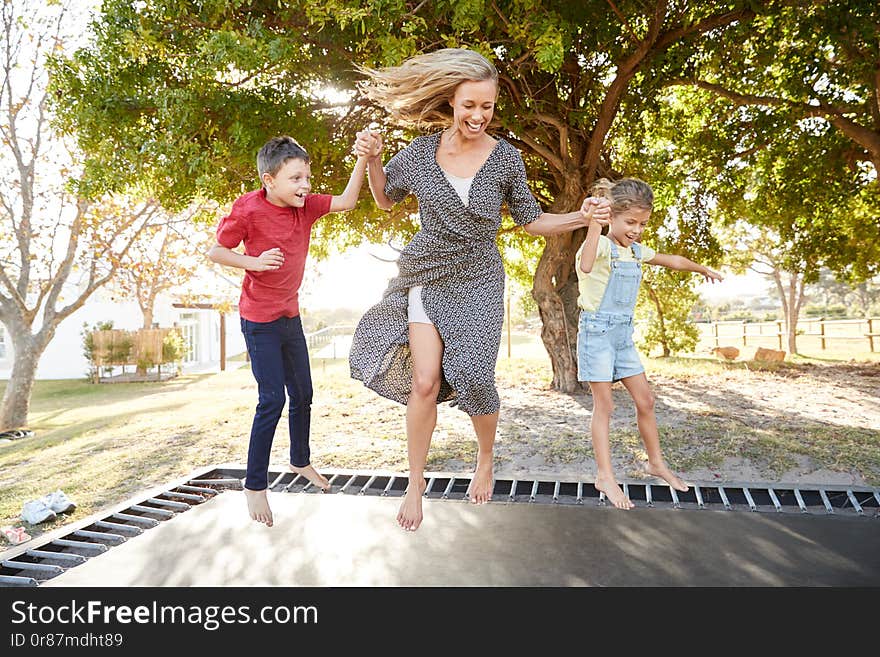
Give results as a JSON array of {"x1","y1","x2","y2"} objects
[{"x1": 310, "y1": 358, "x2": 880, "y2": 487}]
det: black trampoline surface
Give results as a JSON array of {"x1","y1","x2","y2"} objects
[{"x1": 1, "y1": 466, "x2": 875, "y2": 587}]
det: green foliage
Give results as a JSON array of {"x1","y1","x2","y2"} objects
[
  {"x1": 162, "y1": 330, "x2": 184, "y2": 366},
  {"x1": 80, "y1": 320, "x2": 114, "y2": 382},
  {"x1": 636, "y1": 269, "x2": 701, "y2": 356}
]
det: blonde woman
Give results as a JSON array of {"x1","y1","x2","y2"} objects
[{"x1": 350, "y1": 48, "x2": 610, "y2": 531}]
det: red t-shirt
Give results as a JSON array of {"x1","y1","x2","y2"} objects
[{"x1": 215, "y1": 189, "x2": 333, "y2": 322}]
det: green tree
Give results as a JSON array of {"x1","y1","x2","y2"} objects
[{"x1": 51, "y1": 0, "x2": 761, "y2": 391}]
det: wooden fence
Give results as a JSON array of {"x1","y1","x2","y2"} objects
[
  {"x1": 90, "y1": 328, "x2": 182, "y2": 381},
  {"x1": 699, "y1": 317, "x2": 880, "y2": 352}
]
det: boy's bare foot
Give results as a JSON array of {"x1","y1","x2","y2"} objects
[
  {"x1": 289, "y1": 463, "x2": 331, "y2": 491},
  {"x1": 467, "y1": 459, "x2": 494, "y2": 504},
  {"x1": 244, "y1": 488, "x2": 274, "y2": 527},
  {"x1": 397, "y1": 477, "x2": 427, "y2": 532},
  {"x1": 595, "y1": 474, "x2": 634, "y2": 510},
  {"x1": 646, "y1": 462, "x2": 689, "y2": 492}
]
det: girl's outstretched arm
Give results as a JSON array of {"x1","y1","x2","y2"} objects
[{"x1": 647, "y1": 253, "x2": 723, "y2": 283}]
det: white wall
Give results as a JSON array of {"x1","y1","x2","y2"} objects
[{"x1": 0, "y1": 295, "x2": 246, "y2": 381}]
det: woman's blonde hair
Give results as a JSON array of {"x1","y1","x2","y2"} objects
[
  {"x1": 358, "y1": 48, "x2": 498, "y2": 128},
  {"x1": 591, "y1": 177, "x2": 654, "y2": 214}
]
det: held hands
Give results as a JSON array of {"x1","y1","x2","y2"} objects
[
  {"x1": 580, "y1": 196, "x2": 612, "y2": 227},
  {"x1": 701, "y1": 266, "x2": 723, "y2": 284},
  {"x1": 354, "y1": 123, "x2": 383, "y2": 160},
  {"x1": 252, "y1": 248, "x2": 284, "y2": 272}
]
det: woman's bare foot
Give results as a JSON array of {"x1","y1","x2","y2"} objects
[
  {"x1": 397, "y1": 477, "x2": 427, "y2": 532},
  {"x1": 646, "y1": 461, "x2": 689, "y2": 492},
  {"x1": 289, "y1": 463, "x2": 331, "y2": 491},
  {"x1": 244, "y1": 488, "x2": 273, "y2": 527},
  {"x1": 595, "y1": 473, "x2": 634, "y2": 510},
  {"x1": 467, "y1": 459, "x2": 494, "y2": 504}
]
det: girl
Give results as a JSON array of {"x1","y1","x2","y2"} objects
[
  {"x1": 577, "y1": 177, "x2": 722, "y2": 510},
  {"x1": 350, "y1": 48, "x2": 610, "y2": 531}
]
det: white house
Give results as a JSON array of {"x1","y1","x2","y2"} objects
[{"x1": 0, "y1": 288, "x2": 246, "y2": 381}]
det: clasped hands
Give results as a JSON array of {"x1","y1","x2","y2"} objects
[{"x1": 354, "y1": 123, "x2": 383, "y2": 159}]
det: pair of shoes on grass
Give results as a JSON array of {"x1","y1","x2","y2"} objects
[
  {"x1": 20, "y1": 490, "x2": 76, "y2": 525},
  {"x1": 1, "y1": 525, "x2": 32, "y2": 545},
  {"x1": 0, "y1": 428, "x2": 34, "y2": 441}
]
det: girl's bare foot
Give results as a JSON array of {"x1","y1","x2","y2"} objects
[
  {"x1": 646, "y1": 462, "x2": 689, "y2": 492},
  {"x1": 244, "y1": 488, "x2": 273, "y2": 527},
  {"x1": 595, "y1": 474, "x2": 634, "y2": 510},
  {"x1": 397, "y1": 477, "x2": 427, "y2": 532},
  {"x1": 467, "y1": 459, "x2": 494, "y2": 504},
  {"x1": 289, "y1": 463, "x2": 331, "y2": 491}
]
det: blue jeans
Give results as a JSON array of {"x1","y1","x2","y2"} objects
[{"x1": 241, "y1": 315, "x2": 312, "y2": 491}]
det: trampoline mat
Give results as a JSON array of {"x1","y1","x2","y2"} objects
[{"x1": 42, "y1": 491, "x2": 880, "y2": 587}]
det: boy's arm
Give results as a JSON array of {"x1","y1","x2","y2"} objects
[
  {"x1": 328, "y1": 156, "x2": 369, "y2": 213},
  {"x1": 207, "y1": 243, "x2": 283, "y2": 272},
  {"x1": 647, "y1": 253, "x2": 723, "y2": 282},
  {"x1": 354, "y1": 130, "x2": 395, "y2": 210}
]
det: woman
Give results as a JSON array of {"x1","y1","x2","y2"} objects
[{"x1": 350, "y1": 48, "x2": 610, "y2": 531}]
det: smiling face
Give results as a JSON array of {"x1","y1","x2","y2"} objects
[
  {"x1": 608, "y1": 206, "x2": 652, "y2": 248},
  {"x1": 262, "y1": 157, "x2": 311, "y2": 208},
  {"x1": 449, "y1": 78, "x2": 497, "y2": 140}
]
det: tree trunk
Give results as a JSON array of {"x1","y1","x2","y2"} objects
[
  {"x1": 0, "y1": 331, "x2": 42, "y2": 431},
  {"x1": 532, "y1": 227, "x2": 586, "y2": 392},
  {"x1": 646, "y1": 282, "x2": 671, "y2": 357},
  {"x1": 136, "y1": 308, "x2": 155, "y2": 376}
]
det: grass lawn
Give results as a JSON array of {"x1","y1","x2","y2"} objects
[{"x1": 1, "y1": 333, "x2": 878, "y2": 544}]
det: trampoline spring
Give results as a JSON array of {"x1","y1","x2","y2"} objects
[
  {"x1": 846, "y1": 490, "x2": 863, "y2": 515},
  {"x1": 508, "y1": 480, "x2": 517, "y2": 502},
  {"x1": 598, "y1": 491, "x2": 607, "y2": 506},
  {"x1": 694, "y1": 485, "x2": 704, "y2": 509},
  {"x1": 129, "y1": 504, "x2": 173, "y2": 518},
  {"x1": 576, "y1": 482, "x2": 583, "y2": 505},
  {"x1": 669, "y1": 487, "x2": 679, "y2": 509},
  {"x1": 161, "y1": 490, "x2": 205, "y2": 503},
  {"x1": 176, "y1": 485, "x2": 219, "y2": 496},
  {"x1": 188, "y1": 478, "x2": 241, "y2": 487},
  {"x1": 818, "y1": 489, "x2": 834, "y2": 514},
  {"x1": 793, "y1": 489, "x2": 808, "y2": 513},
  {"x1": 1, "y1": 561, "x2": 63, "y2": 576},
  {"x1": 742, "y1": 488, "x2": 757, "y2": 511},
  {"x1": 25, "y1": 550, "x2": 86, "y2": 565},
  {"x1": 146, "y1": 497, "x2": 190, "y2": 511},
  {"x1": 359, "y1": 476, "x2": 377, "y2": 495},
  {"x1": 284, "y1": 475, "x2": 304, "y2": 492},
  {"x1": 111, "y1": 513, "x2": 159, "y2": 528},
  {"x1": 382, "y1": 476, "x2": 396, "y2": 497},
  {"x1": 94, "y1": 521, "x2": 143, "y2": 536},
  {"x1": 326, "y1": 474, "x2": 341, "y2": 489},
  {"x1": 767, "y1": 488, "x2": 783, "y2": 512},
  {"x1": 338, "y1": 475, "x2": 357, "y2": 494},
  {"x1": 442, "y1": 478, "x2": 455, "y2": 500},
  {"x1": 529, "y1": 481, "x2": 539, "y2": 503},
  {"x1": 622, "y1": 483, "x2": 629, "y2": 503},
  {"x1": 50, "y1": 539, "x2": 108, "y2": 554},
  {"x1": 424, "y1": 477, "x2": 436, "y2": 497},
  {"x1": 72, "y1": 530, "x2": 125, "y2": 545},
  {"x1": 0, "y1": 575, "x2": 38, "y2": 587},
  {"x1": 269, "y1": 472, "x2": 287, "y2": 489},
  {"x1": 552, "y1": 481, "x2": 560, "y2": 503},
  {"x1": 874, "y1": 490, "x2": 880, "y2": 508},
  {"x1": 645, "y1": 485, "x2": 654, "y2": 507},
  {"x1": 717, "y1": 487, "x2": 731, "y2": 510}
]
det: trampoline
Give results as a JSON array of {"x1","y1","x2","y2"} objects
[{"x1": 2, "y1": 465, "x2": 878, "y2": 587}]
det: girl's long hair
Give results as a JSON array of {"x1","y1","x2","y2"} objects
[
  {"x1": 358, "y1": 48, "x2": 498, "y2": 129},
  {"x1": 591, "y1": 177, "x2": 654, "y2": 213}
]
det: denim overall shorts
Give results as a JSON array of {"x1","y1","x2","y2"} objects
[{"x1": 577, "y1": 241, "x2": 646, "y2": 382}]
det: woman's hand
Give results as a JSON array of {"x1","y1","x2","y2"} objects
[{"x1": 580, "y1": 196, "x2": 611, "y2": 226}]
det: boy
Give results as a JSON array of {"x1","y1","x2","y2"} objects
[{"x1": 208, "y1": 135, "x2": 367, "y2": 527}]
